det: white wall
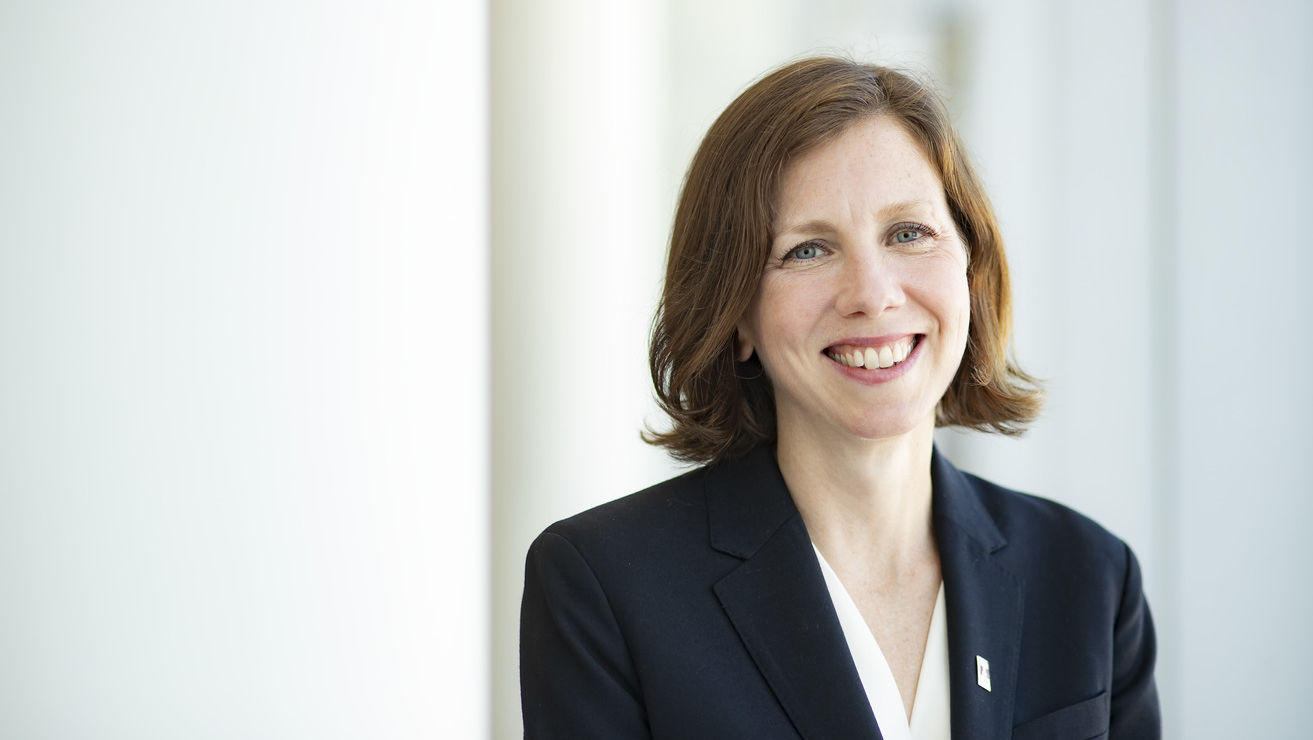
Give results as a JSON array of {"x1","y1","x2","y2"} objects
[
  {"x1": 1171, "y1": 1, "x2": 1313, "y2": 736},
  {"x1": 0, "y1": 3, "x2": 489, "y2": 738},
  {"x1": 492, "y1": 1, "x2": 1313, "y2": 738}
]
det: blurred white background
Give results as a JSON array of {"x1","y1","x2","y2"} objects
[
  {"x1": 2, "y1": 1, "x2": 1309, "y2": 739},
  {"x1": 1, "y1": 2, "x2": 488, "y2": 738}
]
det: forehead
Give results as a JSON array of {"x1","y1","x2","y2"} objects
[{"x1": 773, "y1": 117, "x2": 946, "y2": 227}]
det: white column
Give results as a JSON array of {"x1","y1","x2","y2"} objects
[{"x1": 490, "y1": 1, "x2": 673, "y2": 737}]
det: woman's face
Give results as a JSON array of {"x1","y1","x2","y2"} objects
[{"x1": 736, "y1": 116, "x2": 970, "y2": 445}]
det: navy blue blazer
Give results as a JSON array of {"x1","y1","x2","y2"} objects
[{"x1": 521, "y1": 446, "x2": 1160, "y2": 739}]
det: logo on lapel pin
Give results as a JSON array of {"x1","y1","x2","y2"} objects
[{"x1": 976, "y1": 655, "x2": 992, "y2": 692}]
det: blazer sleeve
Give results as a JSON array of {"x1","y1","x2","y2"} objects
[
  {"x1": 1110, "y1": 542, "x2": 1162, "y2": 738},
  {"x1": 520, "y1": 530, "x2": 651, "y2": 739}
]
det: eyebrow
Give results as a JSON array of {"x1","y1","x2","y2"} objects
[{"x1": 774, "y1": 199, "x2": 937, "y2": 238}]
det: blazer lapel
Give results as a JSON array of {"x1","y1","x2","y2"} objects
[
  {"x1": 931, "y1": 450, "x2": 1024, "y2": 740},
  {"x1": 708, "y1": 446, "x2": 884, "y2": 740}
]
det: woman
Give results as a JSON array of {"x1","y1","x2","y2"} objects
[{"x1": 521, "y1": 57, "x2": 1160, "y2": 739}]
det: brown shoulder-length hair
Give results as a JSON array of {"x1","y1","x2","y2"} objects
[{"x1": 645, "y1": 56, "x2": 1042, "y2": 465}]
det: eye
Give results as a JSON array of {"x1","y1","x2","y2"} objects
[
  {"x1": 892, "y1": 225, "x2": 924, "y2": 245},
  {"x1": 890, "y1": 222, "x2": 939, "y2": 245},
  {"x1": 784, "y1": 241, "x2": 825, "y2": 260}
]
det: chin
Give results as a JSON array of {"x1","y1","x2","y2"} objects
[{"x1": 839, "y1": 412, "x2": 931, "y2": 442}]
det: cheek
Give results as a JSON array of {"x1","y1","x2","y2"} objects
[
  {"x1": 951, "y1": 282, "x2": 971, "y2": 349},
  {"x1": 954, "y1": 276, "x2": 971, "y2": 328},
  {"x1": 751, "y1": 307, "x2": 793, "y2": 361},
  {"x1": 747, "y1": 281, "x2": 797, "y2": 347},
  {"x1": 916, "y1": 268, "x2": 971, "y2": 365},
  {"x1": 949, "y1": 277, "x2": 972, "y2": 369},
  {"x1": 747, "y1": 303, "x2": 816, "y2": 377},
  {"x1": 915, "y1": 263, "x2": 970, "y2": 322}
]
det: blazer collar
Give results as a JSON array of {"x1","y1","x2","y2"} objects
[
  {"x1": 929, "y1": 449, "x2": 1024, "y2": 739},
  {"x1": 929, "y1": 449, "x2": 1006, "y2": 552},
  {"x1": 706, "y1": 445, "x2": 1024, "y2": 740},
  {"x1": 707, "y1": 445, "x2": 883, "y2": 739},
  {"x1": 705, "y1": 445, "x2": 1008, "y2": 553},
  {"x1": 705, "y1": 445, "x2": 800, "y2": 559}
]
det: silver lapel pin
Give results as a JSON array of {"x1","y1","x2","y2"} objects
[{"x1": 976, "y1": 655, "x2": 992, "y2": 692}]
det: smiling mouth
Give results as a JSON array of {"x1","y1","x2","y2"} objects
[{"x1": 824, "y1": 336, "x2": 920, "y2": 369}]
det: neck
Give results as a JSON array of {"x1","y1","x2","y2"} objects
[{"x1": 775, "y1": 415, "x2": 937, "y2": 569}]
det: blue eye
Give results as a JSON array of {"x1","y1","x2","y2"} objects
[
  {"x1": 891, "y1": 222, "x2": 939, "y2": 244},
  {"x1": 787, "y1": 243, "x2": 822, "y2": 260}
]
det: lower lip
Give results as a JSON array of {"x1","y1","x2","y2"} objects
[{"x1": 825, "y1": 336, "x2": 924, "y2": 385}]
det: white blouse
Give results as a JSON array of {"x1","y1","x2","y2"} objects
[{"x1": 813, "y1": 545, "x2": 952, "y2": 740}]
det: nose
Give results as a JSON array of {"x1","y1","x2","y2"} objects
[{"x1": 834, "y1": 250, "x2": 906, "y2": 317}]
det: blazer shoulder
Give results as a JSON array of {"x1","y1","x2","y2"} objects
[
  {"x1": 963, "y1": 470, "x2": 1132, "y2": 569},
  {"x1": 534, "y1": 464, "x2": 715, "y2": 563}
]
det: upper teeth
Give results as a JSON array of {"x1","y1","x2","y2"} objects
[{"x1": 826, "y1": 337, "x2": 915, "y2": 369}]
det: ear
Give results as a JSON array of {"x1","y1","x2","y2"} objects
[{"x1": 734, "y1": 324, "x2": 756, "y2": 362}]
